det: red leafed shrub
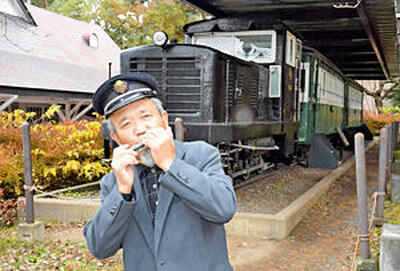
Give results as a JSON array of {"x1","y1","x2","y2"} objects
[
  {"x1": 364, "y1": 110, "x2": 400, "y2": 135},
  {"x1": 0, "y1": 189, "x2": 21, "y2": 226}
]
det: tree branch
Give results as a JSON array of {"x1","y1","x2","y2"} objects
[{"x1": 381, "y1": 80, "x2": 400, "y2": 99}]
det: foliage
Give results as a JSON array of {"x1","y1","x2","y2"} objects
[
  {"x1": 394, "y1": 151, "x2": 400, "y2": 160},
  {"x1": 370, "y1": 200, "x2": 400, "y2": 255},
  {"x1": 383, "y1": 200, "x2": 400, "y2": 225},
  {"x1": 0, "y1": 108, "x2": 110, "y2": 199},
  {"x1": 48, "y1": 0, "x2": 203, "y2": 49},
  {"x1": 363, "y1": 110, "x2": 400, "y2": 135},
  {"x1": 49, "y1": 0, "x2": 97, "y2": 22},
  {"x1": 24, "y1": 0, "x2": 56, "y2": 9},
  {"x1": 0, "y1": 225, "x2": 123, "y2": 270},
  {"x1": 0, "y1": 190, "x2": 22, "y2": 227},
  {"x1": 379, "y1": 105, "x2": 400, "y2": 114}
]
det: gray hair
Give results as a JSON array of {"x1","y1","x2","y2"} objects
[{"x1": 105, "y1": 98, "x2": 165, "y2": 134}]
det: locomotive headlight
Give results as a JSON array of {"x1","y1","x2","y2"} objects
[{"x1": 153, "y1": 31, "x2": 169, "y2": 47}]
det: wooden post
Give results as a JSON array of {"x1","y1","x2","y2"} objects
[
  {"x1": 174, "y1": 118, "x2": 184, "y2": 142},
  {"x1": 355, "y1": 133, "x2": 371, "y2": 259},
  {"x1": 22, "y1": 123, "x2": 34, "y2": 224},
  {"x1": 387, "y1": 124, "x2": 393, "y2": 170},
  {"x1": 392, "y1": 122, "x2": 398, "y2": 159},
  {"x1": 377, "y1": 127, "x2": 388, "y2": 218}
]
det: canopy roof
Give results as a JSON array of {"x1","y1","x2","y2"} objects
[{"x1": 182, "y1": 0, "x2": 398, "y2": 80}]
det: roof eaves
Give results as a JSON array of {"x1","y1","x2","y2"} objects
[{"x1": 15, "y1": 0, "x2": 37, "y2": 26}]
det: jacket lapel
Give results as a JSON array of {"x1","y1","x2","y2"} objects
[
  {"x1": 132, "y1": 166, "x2": 155, "y2": 256},
  {"x1": 154, "y1": 141, "x2": 185, "y2": 254}
]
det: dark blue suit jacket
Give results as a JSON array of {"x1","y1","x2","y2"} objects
[{"x1": 84, "y1": 140, "x2": 237, "y2": 271}]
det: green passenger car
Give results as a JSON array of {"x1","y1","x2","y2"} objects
[
  {"x1": 346, "y1": 81, "x2": 364, "y2": 127},
  {"x1": 298, "y1": 47, "x2": 364, "y2": 146}
]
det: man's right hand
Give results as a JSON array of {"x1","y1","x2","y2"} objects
[{"x1": 111, "y1": 144, "x2": 139, "y2": 194}]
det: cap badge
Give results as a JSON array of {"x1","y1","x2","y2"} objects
[{"x1": 113, "y1": 80, "x2": 128, "y2": 94}]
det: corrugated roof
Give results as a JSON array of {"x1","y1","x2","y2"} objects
[
  {"x1": 181, "y1": 0, "x2": 399, "y2": 80},
  {"x1": 0, "y1": 4, "x2": 120, "y2": 93}
]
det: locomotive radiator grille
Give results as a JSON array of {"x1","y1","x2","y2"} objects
[
  {"x1": 129, "y1": 57, "x2": 201, "y2": 114},
  {"x1": 227, "y1": 62, "x2": 260, "y2": 119}
]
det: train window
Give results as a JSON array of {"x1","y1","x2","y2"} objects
[
  {"x1": 192, "y1": 30, "x2": 276, "y2": 63},
  {"x1": 299, "y1": 62, "x2": 310, "y2": 103},
  {"x1": 269, "y1": 65, "x2": 281, "y2": 98},
  {"x1": 286, "y1": 31, "x2": 296, "y2": 67},
  {"x1": 300, "y1": 69, "x2": 306, "y2": 93}
]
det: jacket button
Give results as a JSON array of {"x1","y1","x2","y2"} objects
[{"x1": 178, "y1": 172, "x2": 188, "y2": 180}]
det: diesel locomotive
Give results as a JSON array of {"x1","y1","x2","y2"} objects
[{"x1": 119, "y1": 17, "x2": 371, "y2": 179}]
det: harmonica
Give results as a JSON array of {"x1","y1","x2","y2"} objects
[
  {"x1": 101, "y1": 143, "x2": 155, "y2": 168},
  {"x1": 131, "y1": 143, "x2": 155, "y2": 168}
]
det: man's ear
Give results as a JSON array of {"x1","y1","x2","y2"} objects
[
  {"x1": 110, "y1": 132, "x2": 121, "y2": 146},
  {"x1": 161, "y1": 111, "x2": 169, "y2": 128}
]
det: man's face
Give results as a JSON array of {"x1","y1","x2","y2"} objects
[{"x1": 109, "y1": 98, "x2": 168, "y2": 146}]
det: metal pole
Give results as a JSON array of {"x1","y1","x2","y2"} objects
[
  {"x1": 377, "y1": 127, "x2": 388, "y2": 218},
  {"x1": 174, "y1": 118, "x2": 184, "y2": 142},
  {"x1": 355, "y1": 133, "x2": 371, "y2": 259},
  {"x1": 22, "y1": 123, "x2": 34, "y2": 224}
]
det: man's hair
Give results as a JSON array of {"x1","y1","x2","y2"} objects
[{"x1": 106, "y1": 97, "x2": 165, "y2": 134}]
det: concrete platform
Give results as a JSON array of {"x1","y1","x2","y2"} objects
[{"x1": 31, "y1": 140, "x2": 376, "y2": 239}]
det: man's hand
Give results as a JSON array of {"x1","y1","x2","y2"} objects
[
  {"x1": 111, "y1": 144, "x2": 139, "y2": 194},
  {"x1": 140, "y1": 126, "x2": 176, "y2": 172}
]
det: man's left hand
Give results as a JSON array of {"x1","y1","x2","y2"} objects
[{"x1": 140, "y1": 126, "x2": 175, "y2": 172}]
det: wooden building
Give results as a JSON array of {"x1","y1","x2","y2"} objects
[{"x1": 0, "y1": 0, "x2": 120, "y2": 120}]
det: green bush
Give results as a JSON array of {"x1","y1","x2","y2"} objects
[{"x1": 0, "y1": 108, "x2": 110, "y2": 199}]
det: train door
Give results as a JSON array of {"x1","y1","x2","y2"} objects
[
  {"x1": 298, "y1": 60, "x2": 311, "y2": 144},
  {"x1": 283, "y1": 31, "x2": 298, "y2": 155},
  {"x1": 294, "y1": 39, "x2": 303, "y2": 123},
  {"x1": 311, "y1": 59, "x2": 319, "y2": 135}
]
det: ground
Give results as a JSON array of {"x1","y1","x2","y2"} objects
[
  {"x1": 0, "y1": 146, "x2": 383, "y2": 270},
  {"x1": 231, "y1": 145, "x2": 380, "y2": 271},
  {"x1": 236, "y1": 165, "x2": 331, "y2": 214}
]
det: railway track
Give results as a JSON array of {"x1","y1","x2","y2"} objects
[{"x1": 233, "y1": 163, "x2": 289, "y2": 190}]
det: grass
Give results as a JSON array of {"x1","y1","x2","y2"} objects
[
  {"x1": 370, "y1": 199, "x2": 400, "y2": 255},
  {"x1": 58, "y1": 189, "x2": 99, "y2": 199},
  {"x1": 0, "y1": 224, "x2": 123, "y2": 270},
  {"x1": 394, "y1": 150, "x2": 400, "y2": 160}
]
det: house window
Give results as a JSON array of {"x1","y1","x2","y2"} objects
[{"x1": 89, "y1": 33, "x2": 99, "y2": 48}]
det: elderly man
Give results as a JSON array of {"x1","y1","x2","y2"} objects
[{"x1": 84, "y1": 72, "x2": 237, "y2": 271}]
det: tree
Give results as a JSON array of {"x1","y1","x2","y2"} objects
[
  {"x1": 50, "y1": 0, "x2": 98, "y2": 22},
  {"x1": 385, "y1": 79, "x2": 400, "y2": 107},
  {"x1": 45, "y1": 0, "x2": 203, "y2": 49},
  {"x1": 143, "y1": 1, "x2": 203, "y2": 44},
  {"x1": 24, "y1": 0, "x2": 56, "y2": 9},
  {"x1": 363, "y1": 78, "x2": 400, "y2": 109}
]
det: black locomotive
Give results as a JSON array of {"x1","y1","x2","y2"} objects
[{"x1": 117, "y1": 17, "x2": 371, "y2": 180}]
